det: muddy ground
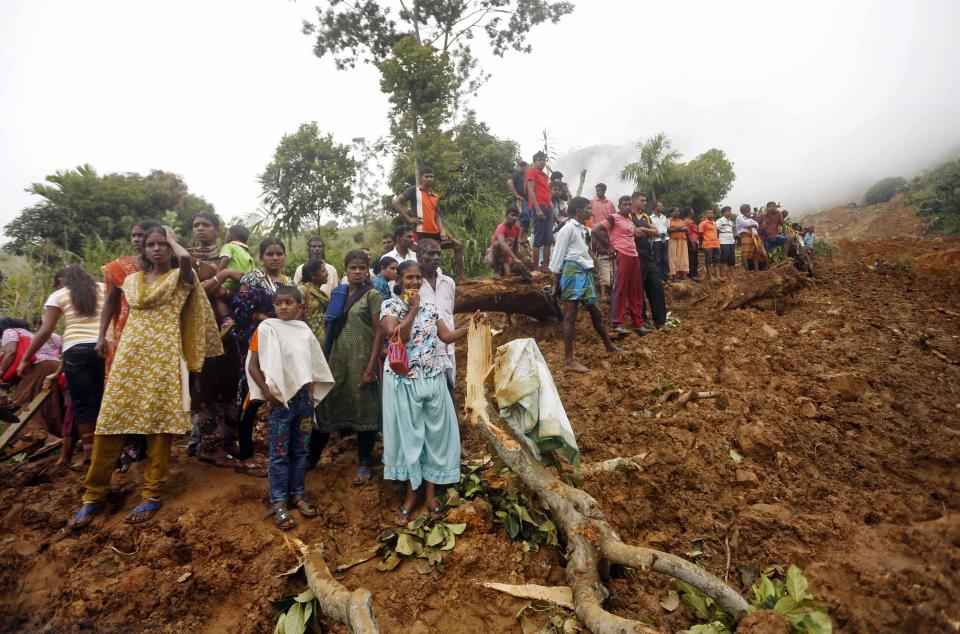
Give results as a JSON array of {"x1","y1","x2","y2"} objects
[{"x1": 1, "y1": 242, "x2": 958, "y2": 633}]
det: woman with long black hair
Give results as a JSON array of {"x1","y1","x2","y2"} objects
[{"x1": 20, "y1": 264, "x2": 105, "y2": 466}]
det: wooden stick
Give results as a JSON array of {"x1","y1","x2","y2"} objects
[{"x1": 0, "y1": 389, "x2": 50, "y2": 453}]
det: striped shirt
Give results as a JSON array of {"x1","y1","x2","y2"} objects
[{"x1": 44, "y1": 283, "x2": 105, "y2": 351}]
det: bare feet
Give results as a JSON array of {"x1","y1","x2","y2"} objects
[
  {"x1": 564, "y1": 359, "x2": 590, "y2": 373},
  {"x1": 608, "y1": 345, "x2": 629, "y2": 355}
]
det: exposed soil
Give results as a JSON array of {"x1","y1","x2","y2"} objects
[
  {"x1": 798, "y1": 194, "x2": 936, "y2": 242},
  {"x1": 1, "y1": 244, "x2": 959, "y2": 633}
]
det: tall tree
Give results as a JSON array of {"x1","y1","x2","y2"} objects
[
  {"x1": 671, "y1": 148, "x2": 736, "y2": 213},
  {"x1": 302, "y1": 0, "x2": 574, "y2": 173},
  {"x1": 348, "y1": 136, "x2": 391, "y2": 239},
  {"x1": 259, "y1": 122, "x2": 359, "y2": 236},
  {"x1": 618, "y1": 132, "x2": 682, "y2": 204},
  {"x1": 4, "y1": 165, "x2": 215, "y2": 256}
]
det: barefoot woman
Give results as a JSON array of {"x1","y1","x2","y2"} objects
[{"x1": 68, "y1": 226, "x2": 222, "y2": 528}]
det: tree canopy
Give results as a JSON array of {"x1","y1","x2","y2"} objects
[
  {"x1": 863, "y1": 176, "x2": 907, "y2": 206},
  {"x1": 619, "y1": 133, "x2": 735, "y2": 214},
  {"x1": 259, "y1": 122, "x2": 359, "y2": 236},
  {"x1": 4, "y1": 165, "x2": 216, "y2": 256}
]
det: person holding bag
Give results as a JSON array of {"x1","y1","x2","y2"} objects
[{"x1": 379, "y1": 260, "x2": 482, "y2": 523}]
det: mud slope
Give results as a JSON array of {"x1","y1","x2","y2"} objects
[
  {"x1": 1, "y1": 249, "x2": 959, "y2": 633},
  {"x1": 798, "y1": 194, "x2": 933, "y2": 241}
]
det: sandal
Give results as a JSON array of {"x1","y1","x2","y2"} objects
[
  {"x1": 125, "y1": 498, "x2": 161, "y2": 524},
  {"x1": 199, "y1": 452, "x2": 239, "y2": 468},
  {"x1": 68, "y1": 502, "x2": 102, "y2": 530},
  {"x1": 292, "y1": 497, "x2": 319, "y2": 518},
  {"x1": 394, "y1": 505, "x2": 414, "y2": 526},
  {"x1": 233, "y1": 460, "x2": 268, "y2": 478},
  {"x1": 270, "y1": 503, "x2": 296, "y2": 530},
  {"x1": 353, "y1": 465, "x2": 372, "y2": 485},
  {"x1": 426, "y1": 502, "x2": 444, "y2": 518}
]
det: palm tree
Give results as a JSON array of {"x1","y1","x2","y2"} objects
[{"x1": 619, "y1": 132, "x2": 681, "y2": 204}]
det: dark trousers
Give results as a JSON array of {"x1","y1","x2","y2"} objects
[
  {"x1": 653, "y1": 240, "x2": 669, "y2": 279},
  {"x1": 308, "y1": 429, "x2": 376, "y2": 467},
  {"x1": 63, "y1": 343, "x2": 105, "y2": 425},
  {"x1": 641, "y1": 264, "x2": 667, "y2": 327},
  {"x1": 687, "y1": 242, "x2": 699, "y2": 278}
]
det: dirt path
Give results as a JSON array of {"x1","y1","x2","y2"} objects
[{"x1": 1, "y1": 248, "x2": 958, "y2": 633}]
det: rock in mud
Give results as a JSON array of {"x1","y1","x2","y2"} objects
[
  {"x1": 736, "y1": 424, "x2": 780, "y2": 460},
  {"x1": 736, "y1": 469, "x2": 760, "y2": 487},
  {"x1": 798, "y1": 400, "x2": 819, "y2": 419},
  {"x1": 445, "y1": 498, "x2": 494, "y2": 533},
  {"x1": 740, "y1": 503, "x2": 792, "y2": 525},
  {"x1": 832, "y1": 373, "x2": 862, "y2": 401}
]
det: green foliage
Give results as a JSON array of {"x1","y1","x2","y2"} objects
[
  {"x1": 4, "y1": 165, "x2": 216, "y2": 255},
  {"x1": 862, "y1": 176, "x2": 907, "y2": 206},
  {"x1": 677, "y1": 565, "x2": 831, "y2": 634},
  {"x1": 375, "y1": 514, "x2": 466, "y2": 574},
  {"x1": 272, "y1": 588, "x2": 318, "y2": 634},
  {"x1": 456, "y1": 460, "x2": 560, "y2": 552},
  {"x1": 259, "y1": 122, "x2": 358, "y2": 237},
  {"x1": 303, "y1": 0, "x2": 574, "y2": 96},
  {"x1": 903, "y1": 158, "x2": 960, "y2": 234},
  {"x1": 620, "y1": 134, "x2": 735, "y2": 214},
  {"x1": 811, "y1": 239, "x2": 838, "y2": 257}
]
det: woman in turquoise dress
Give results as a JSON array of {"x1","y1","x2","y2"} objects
[{"x1": 379, "y1": 260, "x2": 482, "y2": 523}]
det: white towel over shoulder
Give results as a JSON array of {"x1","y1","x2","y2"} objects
[{"x1": 245, "y1": 318, "x2": 334, "y2": 406}]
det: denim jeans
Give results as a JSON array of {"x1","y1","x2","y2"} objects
[
  {"x1": 267, "y1": 387, "x2": 314, "y2": 504},
  {"x1": 764, "y1": 235, "x2": 789, "y2": 254}
]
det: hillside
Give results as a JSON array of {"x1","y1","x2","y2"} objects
[{"x1": 796, "y1": 194, "x2": 933, "y2": 242}]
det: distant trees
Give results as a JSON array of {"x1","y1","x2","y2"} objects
[
  {"x1": 619, "y1": 133, "x2": 735, "y2": 213},
  {"x1": 4, "y1": 165, "x2": 216, "y2": 255},
  {"x1": 863, "y1": 176, "x2": 907, "y2": 206},
  {"x1": 258, "y1": 122, "x2": 358, "y2": 237}
]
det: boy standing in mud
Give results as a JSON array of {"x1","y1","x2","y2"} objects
[{"x1": 549, "y1": 197, "x2": 625, "y2": 372}]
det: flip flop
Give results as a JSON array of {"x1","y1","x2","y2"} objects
[
  {"x1": 68, "y1": 502, "x2": 102, "y2": 530},
  {"x1": 353, "y1": 465, "x2": 372, "y2": 485},
  {"x1": 292, "y1": 498, "x2": 319, "y2": 518},
  {"x1": 125, "y1": 498, "x2": 161, "y2": 524},
  {"x1": 394, "y1": 505, "x2": 414, "y2": 526},
  {"x1": 269, "y1": 503, "x2": 296, "y2": 530}
]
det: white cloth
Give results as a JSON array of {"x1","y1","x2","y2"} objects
[
  {"x1": 245, "y1": 318, "x2": 334, "y2": 407},
  {"x1": 494, "y1": 338, "x2": 580, "y2": 467},
  {"x1": 548, "y1": 218, "x2": 593, "y2": 274},
  {"x1": 651, "y1": 212, "x2": 669, "y2": 242},
  {"x1": 379, "y1": 248, "x2": 418, "y2": 265},
  {"x1": 735, "y1": 213, "x2": 759, "y2": 236},
  {"x1": 293, "y1": 261, "x2": 339, "y2": 296},
  {"x1": 717, "y1": 216, "x2": 736, "y2": 245},
  {"x1": 419, "y1": 269, "x2": 457, "y2": 375}
]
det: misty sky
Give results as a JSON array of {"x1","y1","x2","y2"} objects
[{"x1": 2, "y1": 0, "x2": 959, "y2": 232}]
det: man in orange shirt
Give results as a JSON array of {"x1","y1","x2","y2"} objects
[
  {"x1": 392, "y1": 167, "x2": 465, "y2": 281},
  {"x1": 698, "y1": 209, "x2": 723, "y2": 281}
]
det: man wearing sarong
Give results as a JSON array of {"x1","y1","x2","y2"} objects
[
  {"x1": 735, "y1": 204, "x2": 765, "y2": 272},
  {"x1": 549, "y1": 197, "x2": 625, "y2": 373}
]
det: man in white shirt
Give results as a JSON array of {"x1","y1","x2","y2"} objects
[
  {"x1": 292, "y1": 236, "x2": 339, "y2": 295},
  {"x1": 416, "y1": 238, "x2": 457, "y2": 391},
  {"x1": 734, "y1": 204, "x2": 762, "y2": 272},
  {"x1": 650, "y1": 201, "x2": 670, "y2": 279},
  {"x1": 379, "y1": 225, "x2": 419, "y2": 268},
  {"x1": 549, "y1": 196, "x2": 625, "y2": 373},
  {"x1": 716, "y1": 206, "x2": 737, "y2": 277}
]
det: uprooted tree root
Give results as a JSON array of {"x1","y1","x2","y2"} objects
[
  {"x1": 474, "y1": 405, "x2": 749, "y2": 634},
  {"x1": 720, "y1": 261, "x2": 810, "y2": 310},
  {"x1": 289, "y1": 536, "x2": 380, "y2": 634}
]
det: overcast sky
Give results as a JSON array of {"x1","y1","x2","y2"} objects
[{"x1": 2, "y1": 0, "x2": 959, "y2": 231}]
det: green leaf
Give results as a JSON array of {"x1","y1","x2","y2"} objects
[
  {"x1": 687, "y1": 623, "x2": 732, "y2": 634},
  {"x1": 377, "y1": 529, "x2": 397, "y2": 542},
  {"x1": 729, "y1": 448, "x2": 743, "y2": 462},
  {"x1": 395, "y1": 533, "x2": 417, "y2": 556},
  {"x1": 799, "y1": 611, "x2": 833, "y2": 634},
  {"x1": 426, "y1": 524, "x2": 446, "y2": 547},
  {"x1": 773, "y1": 596, "x2": 806, "y2": 626},
  {"x1": 408, "y1": 514, "x2": 429, "y2": 531},
  {"x1": 678, "y1": 583, "x2": 711, "y2": 620},
  {"x1": 446, "y1": 522, "x2": 467, "y2": 535},
  {"x1": 415, "y1": 560, "x2": 434, "y2": 574},
  {"x1": 504, "y1": 513, "x2": 520, "y2": 539},
  {"x1": 753, "y1": 575, "x2": 778, "y2": 608},
  {"x1": 284, "y1": 602, "x2": 306, "y2": 634},
  {"x1": 294, "y1": 589, "x2": 315, "y2": 603},
  {"x1": 786, "y1": 564, "x2": 812, "y2": 602},
  {"x1": 302, "y1": 601, "x2": 313, "y2": 627},
  {"x1": 376, "y1": 552, "x2": 403, "y2": 571},
  {"x1": 441, "y1": 532, "x2": 457, "y2": 551},
  {"x1": 275, "y1": 612, "x2": 286, "y2": 634}
]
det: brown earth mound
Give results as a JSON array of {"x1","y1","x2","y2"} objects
[
  {"x1": 2, "y1": 247, "x2": 959, "y2": 633},
  {"x1": 798, "y1": 194, "x2": 934, "y2": 241}
]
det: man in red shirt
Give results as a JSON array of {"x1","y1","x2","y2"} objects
[
  {"x1": 525, "y1": 151, "x2": 553, "y2": 273},
  {"x1": 392, "y1": 167, "x2": 465, "y2": 281},
  {"x1": 683, "y1": 208, "x2": 701, "y2": 279},
  {"x1": 589, "y1": 183, "x2": 616, "y2": 299},
  {"x1": 758, "y1": 201, "x2": 788, "y2": 261},
  {"x1": 488, "y1": 205, "x2": 526, "y2": 277}
]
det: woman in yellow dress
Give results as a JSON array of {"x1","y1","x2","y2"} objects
[{"x1": 68, "y1": 225, "x2": 222, "y2": 529}]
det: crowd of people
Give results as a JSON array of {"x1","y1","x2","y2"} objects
[{"x1": 0, "y1": 153, "x2": 816, "y2": 531}]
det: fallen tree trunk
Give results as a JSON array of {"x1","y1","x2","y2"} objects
[
  {"x1": 721, "y1": 261, "x2": 810, "y2": 310},
  {"x1": 454, "y1": 273, "x2": 558, "y2": 321},
  {"x1": 465, "y1": 322, "x2": 747, "y2": 633},
  {"x1": 290, "y1": 537, "x2": 380, "y2": 634}
]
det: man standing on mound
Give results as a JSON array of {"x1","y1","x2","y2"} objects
[{"x1": 549, "y1": 197, "x2": 626, "y2": 372}]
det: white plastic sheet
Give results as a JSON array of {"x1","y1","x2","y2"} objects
[{"x1": 493, "y1": 338, "x2": 580, "y2": 467}]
